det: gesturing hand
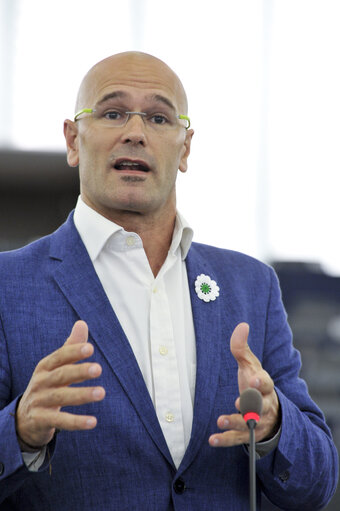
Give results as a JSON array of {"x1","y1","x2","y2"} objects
[
  {"x1": 16, "y1": 320, "x2": 105, "y2": 450},
  {"x1": 209, "y1": 323, "x2": 280, "y2": 448}
]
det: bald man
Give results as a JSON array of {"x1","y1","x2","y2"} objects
[{"x1": 0, "y1": 52, "x2": 337, "y2": 510}]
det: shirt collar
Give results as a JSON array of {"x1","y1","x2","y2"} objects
[
  {"x1": 73, "y1": 196, "x2": 194, "y2": 262},
  {"x1": 170, "y1": 212, "x2": 194, "y2": 260}
]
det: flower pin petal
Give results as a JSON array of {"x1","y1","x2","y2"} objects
[{"x1": 195, "y1": 274, "x2": 220, "y2": 302}]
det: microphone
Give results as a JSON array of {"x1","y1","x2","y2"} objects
[
  {"x1": 240, "y1": 388, "x2": 263, "y2": 511},
  {"x1": 240, "y1": 387, "x2": 263, "y2": 427}
]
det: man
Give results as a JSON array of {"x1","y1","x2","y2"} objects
[{"x1": 0, "y1": 52, "x2": 338, "y2": 510}]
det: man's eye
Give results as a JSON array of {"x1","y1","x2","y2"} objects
[
  {"x1": 150, "y1": 114, "x2": 168, "y2": 125},
  {"x1": 104, "y1": 110, "x2": 122, "y2": 120}
]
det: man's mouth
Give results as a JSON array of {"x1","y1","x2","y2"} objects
[{"x1": 113, "y1": 159, "x2": 150, "y2": 172}]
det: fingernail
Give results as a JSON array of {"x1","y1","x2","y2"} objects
[
  {"x1": 223, "y1": 419, "x2": 229, "y2": 427},
  {"x1": 86, "y1": 418, "x2": 96, "y2": 427},
  {"x1": 255, "y1": 378, "x2": 261, "y2": 388},
  {"x1": 92, "y1": 388, "x2": 103, "y2": 399},
  {"x1": 213, "y1": 438, "x2": 219, "y2": 446},
  {"x1": 89, "y1": 364, "x2": 99, "y2": 376},
  {"x1": 81, "y1": 345, "x2": 91, "y2": 355}
]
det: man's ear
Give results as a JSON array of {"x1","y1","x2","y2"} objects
[
  {"x1": 63, "y1": 119, "x2": 79, "y2": 167},
  {"x1": 179, "y1": 129, "x2": 194, "y2": 173}
]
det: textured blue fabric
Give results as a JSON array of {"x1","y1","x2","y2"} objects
[{"x1": 0, "y1": 213, "x2": 338, "y2": 510}]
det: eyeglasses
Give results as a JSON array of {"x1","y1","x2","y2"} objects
[{"x1": 74, "y1": 108, "x2": 191, "y2": 130}]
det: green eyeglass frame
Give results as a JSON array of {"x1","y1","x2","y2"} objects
[{"x1": 74, "y1": 108, "x2": 191, "y2": 129}]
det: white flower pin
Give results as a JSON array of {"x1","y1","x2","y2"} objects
[{"x1": 195, "y1": 274, "x2": 220, "y2": 302}]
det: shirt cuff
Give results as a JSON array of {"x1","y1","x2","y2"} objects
[
  {"x1": 255, "y1": 425, "x2": 282, "y2": 459},
  {"x1": 22, "y1": 446, "x2": 47, "y2": 472}
]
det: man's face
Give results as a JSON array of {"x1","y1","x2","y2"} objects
[{"x1": 64, "y1": 53, "x2": 193, "y2": 221}]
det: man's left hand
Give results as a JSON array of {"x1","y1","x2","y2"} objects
[{"x1": 209, "y1": 322, "x2": 280, "y2": 447}]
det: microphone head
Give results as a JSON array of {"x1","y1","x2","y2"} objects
[{"x1": 240, "y1": 388, "x2": 263, "y2": 423}]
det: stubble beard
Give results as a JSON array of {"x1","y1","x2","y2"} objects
[{"x1": 120, "y1": 175, "x2": 146, "y2": 182}]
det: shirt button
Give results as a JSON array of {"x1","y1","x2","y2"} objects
[
  {"x1": 165, "y1": 413, "x2": 174, "y2": 423},
  {"x1": 159, "y1": 346, "x2": 168, "y2": 356},
  {"x1": 126, "y1": 236, "x2": 135, "y2": 247}
]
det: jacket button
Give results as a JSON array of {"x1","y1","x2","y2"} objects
[
  {"x1": 173, "y1": 477, "x2": 186, "y2": 494},
  {"x1": 279, "y1": 470, "x2": 290, "y2": 482},
  {"x1": 0, "y1": 463, "x2": 4, "y2": 476}
]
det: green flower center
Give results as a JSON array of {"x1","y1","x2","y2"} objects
[{"x1": 200, "y1": 282, "x2": 211, "y2": 294}]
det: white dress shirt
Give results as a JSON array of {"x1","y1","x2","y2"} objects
[{"x1": 73, "y1": 197, "x2": 196, "y2": 468}]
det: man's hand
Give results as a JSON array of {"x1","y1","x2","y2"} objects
[
  {"x1": 209, "y1": 322, "x2": 280, "y2": 447},
  {"x1": 16, "y1": 320, "x2": 105, "y2": 450}
]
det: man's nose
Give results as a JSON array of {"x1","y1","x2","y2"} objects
[{"x1": 121, "y1": 112, "x2": 147, "y2": 145}]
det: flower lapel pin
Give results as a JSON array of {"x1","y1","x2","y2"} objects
[{"x1": 195, "y1": 274, "x2": 220, "y2": 302}]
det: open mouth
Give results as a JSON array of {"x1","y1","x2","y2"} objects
[{"x1": 113, "y1": 159, "x2": 150, "y2": 172}]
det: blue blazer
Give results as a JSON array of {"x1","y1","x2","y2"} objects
[{"x1": 0, "y1": 214, "x2": 337, "y2": 510}]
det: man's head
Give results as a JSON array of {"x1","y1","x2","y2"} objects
[{"x1": 64, "y1": 51, "x2": 194, "y2": 222}]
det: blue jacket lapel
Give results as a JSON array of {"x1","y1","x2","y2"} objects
[
  {"x1": 49, "y1": 215, "x2": 173, "y2": 466},
  {"x1": 180, "y1": 244, "x2": 224, "y2": 469}
]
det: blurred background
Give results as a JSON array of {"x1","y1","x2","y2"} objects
[{"x1": 1, "y1": 0, "x2": 339, "y2": 508}]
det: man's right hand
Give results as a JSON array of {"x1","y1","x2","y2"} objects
[{"x1": 15, "y1": 320, "x2": 105, "y2": 450}]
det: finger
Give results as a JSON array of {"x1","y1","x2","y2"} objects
[
  {"x1": 39, "y1": 342, "x2": 94, "y2": 372},
  {"x1": 230, "y1": 322, "x2": 261, "y2": 369},
  {"x1": 219, "y1": 409, "x2": 270, "y2": 434},
  {"x1": 45, "y1": 410, "x2": 98, "y2": 432},
  {"x1": 44, "y1": 362, "x2": 102, "y2": 387},
  {"x1": 209, "y1": 425, "x2": 267, "y2": 447},
  {"x1": 64, "y1": 320, "x2": 88, "y2": 345},
  {"x1": 216, "y1": 413, "x2": 247, "y2": 432},
  {"x1": 249, "y1": 371, "x2": 274, "y2": 396},
  {"x1": 233, "y1": 376, "x2": 274, "y2": 415},
  {"x1": 209, "y1": 429, "x2": 250, "y2": 448},
  {"x1": 18, "y1": 411, "x2": 99, "y2": 446},
  {"x1": 210, "y1": 413, "x2": 268, "y2": 447},
  {"x1": 38, "y1": 385, "x2": 106, "y2": 407}
]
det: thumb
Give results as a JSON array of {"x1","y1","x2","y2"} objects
[
  {"x1": 230, "y1": 322, "x2": 252, "y2": 368},
  {"x1": 64, "y1": 320, "x2": 88, "y2": 345}
]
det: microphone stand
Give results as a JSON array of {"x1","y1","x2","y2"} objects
[
  {"x1": 240, "y1": 388, "x2": 262, "y2": 511},
  {"x1": 247, "y1": 419, "x2": 257, "y2": 511}
]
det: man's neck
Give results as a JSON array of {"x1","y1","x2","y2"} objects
[
  {"x1": 135, "y1": 218, "x2": 175, "y2": 277},
  {"x1": 84, "y1": 201, "x2": 177, "y2": 277}
]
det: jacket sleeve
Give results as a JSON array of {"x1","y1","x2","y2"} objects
[
  {"x1": 0, "y1": 316, "x2": 56, "y2": 503},
  {"x1": 255, "y1": 267, "x2": 339, "y2": 510}
]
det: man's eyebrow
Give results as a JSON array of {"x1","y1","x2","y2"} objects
[
  {"x1": 96, "y1": 91, "x2": 128, "y2": 106},
  {"x1": 148, "y1": 94, "x2": 176, "y2": 112},
  {"x1": 95, "y1": 91, "x2": 177, "y2": 111}
]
